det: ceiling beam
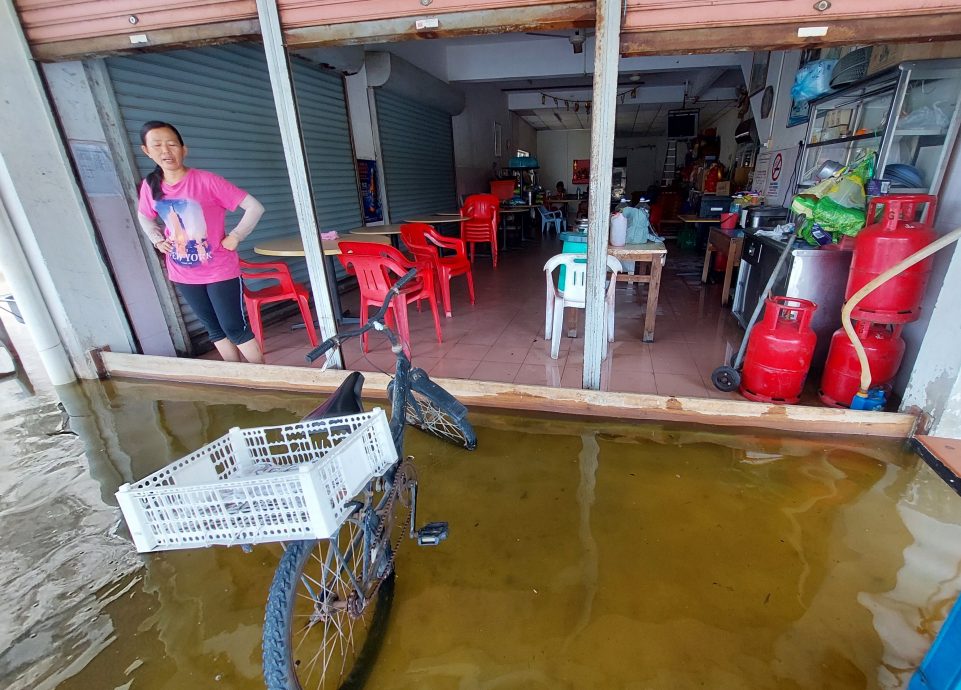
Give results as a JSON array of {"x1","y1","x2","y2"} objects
[
  {"x1": 688, "y1": 67, "x2": 727, "y2": 103},
  {"x1": 507, "y1": 86, "x2": 738, "y2": 110}
]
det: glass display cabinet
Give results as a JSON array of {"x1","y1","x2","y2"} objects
[{"x1": 798, "y1": 59, "x2": 961, "y2": 196}]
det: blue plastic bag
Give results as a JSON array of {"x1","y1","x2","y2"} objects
[{"x1": 791, "y1": 59, "x2": 838, "y2": 104}]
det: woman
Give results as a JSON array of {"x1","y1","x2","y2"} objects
[{"x1": 137, "y1": 121, "x2": 266, "y2": 363}]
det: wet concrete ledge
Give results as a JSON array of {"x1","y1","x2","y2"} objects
[{"x1": 98, "y1": 352, "x2": 919, "y2": 439}]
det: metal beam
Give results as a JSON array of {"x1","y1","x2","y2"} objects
[
  {"x1": 583, "y1": 0, "x2": 621, "y2": 391},
  {"x1": 255, "y1": 0, "x2": 342, "y2": 367}
]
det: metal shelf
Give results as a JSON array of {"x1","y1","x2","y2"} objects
[{"x1": 806, "y1": 132, "x2": 882, "y2": 148}]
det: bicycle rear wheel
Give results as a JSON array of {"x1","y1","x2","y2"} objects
[
  {"x1": 401, "y1": 369, "x2": 477, "y2": 450},
  {"x1": 262, "y1": 517, "x2": 393, "y2": 690}
]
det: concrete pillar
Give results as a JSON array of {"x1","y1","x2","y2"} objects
[
  {"x1": 583, "y1": 0, "x2": 621, "y2": 390},
  {"x1": 0, "y1": 0, "x2": 134, "y2": 379},
  {"x1": 43, "y1": 60, "x2": 181, "y2": 357}
]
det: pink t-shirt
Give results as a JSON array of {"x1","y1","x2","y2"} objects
[{"x1": 138, "y1": 168, "x2": 247, "y2": 285}]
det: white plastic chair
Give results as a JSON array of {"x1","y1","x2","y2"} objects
[
  {"x1": 537, "y1": 205, "x2": 567, "y2": 235},
  {"x1": 543, "y1": 253, "x2": 621, "y2": 360}
]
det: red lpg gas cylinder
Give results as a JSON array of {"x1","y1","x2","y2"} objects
[
  {"x1": 740, "y1": 297, "x2": 818, "y2": 404},
  {"x1": 845, "y1": 195, "x2": 938, "y2": 323},
  {"x1": 818, "y1": 322, "x2": 905, "y2": 408}
]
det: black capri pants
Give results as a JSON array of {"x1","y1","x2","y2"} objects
[{"x1": 174, "y1": 278, "x2": 254, "y2": 345}]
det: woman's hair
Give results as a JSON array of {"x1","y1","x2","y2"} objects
[{"x1": 140, "y1": 121, "x2": 184, "y2": 201}]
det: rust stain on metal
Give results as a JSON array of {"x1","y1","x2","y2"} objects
[
  {"x1": 621, "y1": 14, "x2": 961, "y2": 55},
  {"x1": 666, "y1": 397, "x2": 683, "y2": 411}
]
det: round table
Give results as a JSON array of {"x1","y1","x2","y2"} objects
[
  {"x1": 253, "y1": 233, "x2": 390, "y2": 257},
  {"x1": 404, "y1": 215, "x2": 471, "y2": 224},
  {"x1": 252, "y1": 233, "x2": 390, "y2": 326},
  {"x1": 347, "y1": 224, "x2": 404, "y2": 247}
]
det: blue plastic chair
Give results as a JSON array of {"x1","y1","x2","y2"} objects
[{"x1": 537, "y1": 205, "x2": 567, "y2": 235}]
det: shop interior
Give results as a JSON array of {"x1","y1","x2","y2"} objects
[{"x1": 105, "y1": 32, "x2": 960, "y2": 409}]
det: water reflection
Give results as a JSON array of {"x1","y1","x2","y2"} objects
[{"x1": 1, "y1": 377, "x2": 960, "y2": 689}]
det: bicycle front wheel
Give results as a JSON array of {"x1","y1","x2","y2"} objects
[
  {"x1": 403, "y1": 369, "x2": 477, "y2": 450},
  {"x1": 262, "y1": 519, "x2": 394, "y2": 690}
]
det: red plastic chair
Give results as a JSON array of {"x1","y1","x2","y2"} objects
[
  {"x1": 489, "y1": 179, "x2": 515, "y2": 202},
  {"x1": 460, "y1": 193, "x2": 500, "y2": 268},
  {"x1": 401, "y1": 223, "x2": 475, "y2": 318},
  {"x1": 238, "y1": 259, "x2": 317, "y2": 353},
  {"x1": 338, "y1": 242, "x2": 442, "y2": 353},
  {"x1": 648, "y1": 201, "x2": 663, "y2": 233}
]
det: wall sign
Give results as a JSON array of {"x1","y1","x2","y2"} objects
[{"x1": 753, "y1": 146, "x2": 798, "y2": 207}]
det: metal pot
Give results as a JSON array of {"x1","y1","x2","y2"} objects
[{"x1": 745, "y1": 205, "x2": 789, "y2": 229}]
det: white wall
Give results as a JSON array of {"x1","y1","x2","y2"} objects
[
  {"x1": 900, "y1": 142, "x2": 961, "y2": 434},
  {"x1": 451, "y1": 82, "x2": 512, "y2": 198},
  {"x1": 614, "y1": 137, "x2": 665, "y2": 196},
  {"x1": 344, "y1": 64, "x2": 376, "y2": 160},
  {"x1": 750, "y1": 50, "x2": 806, "y2": 153},
  {"x1": 537, "y1": 129, "x2": 592, "y2": 194}
]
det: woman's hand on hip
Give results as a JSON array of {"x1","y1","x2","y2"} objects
[{"x1": 221, "y1": 235, "x2": 240, "y2": 252}]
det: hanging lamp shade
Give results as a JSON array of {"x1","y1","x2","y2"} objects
[{"x1": 507, "y1": 156, "x2": 540, "y2": 170}]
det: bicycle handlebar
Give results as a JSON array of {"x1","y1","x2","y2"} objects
[{"x1": 306, "y1": 268, "x2": 418, "y2": 363}]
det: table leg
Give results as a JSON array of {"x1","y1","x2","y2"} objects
[
  {"x1": 643, "y1": 257, "x2": 663, "y2": 342},
  {"x1": 721, "y1": 251, "x2": 735, "y2": 307},
  {"x1": 701, "y1": 242, "x2": 713, "y2": 283}
]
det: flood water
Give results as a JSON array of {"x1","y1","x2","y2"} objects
[{"x1": 2, "y1": 370, "x2": 961, "y2": 690}]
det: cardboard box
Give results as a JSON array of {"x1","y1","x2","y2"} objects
[
  {"x1": 868, "y1": 40, "x2": 961, "y2": 76},
  {"x1": 714, "y1": 181, "x2": 731, "y2": 196}
]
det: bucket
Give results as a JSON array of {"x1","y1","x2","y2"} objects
[{"x1": 719, "y1": 212, "x2": 739, "y2": 230}]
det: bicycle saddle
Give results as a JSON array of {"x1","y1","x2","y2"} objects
[{"x1": 303, "y1": 371, "x2": 365, "y2": 420}]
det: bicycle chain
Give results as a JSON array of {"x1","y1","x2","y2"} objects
[{"x1": 365, "y1": 457, "x2": 417, "y2": 602}]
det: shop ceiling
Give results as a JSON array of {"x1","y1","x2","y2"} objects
[{"x1": 300, "y1": 32, "x2": 745, "y2": 136}]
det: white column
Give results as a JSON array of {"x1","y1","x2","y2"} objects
[
  {"x1": 0, "y1": 163, "x2": 75, "y2": 385},
  {"x1": 583, "y1": 0, "x2": 622, "y2": 390},
  {"x1": 1, "y1": 0, "x2": 134, "y2": 379},
  {"x1": 255, "y1": 0, "x2": 342, "y2": 367}
]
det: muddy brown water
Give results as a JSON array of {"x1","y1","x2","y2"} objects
[{"x1": 2, "y1": 376, "x2": 961, "y2": 690}]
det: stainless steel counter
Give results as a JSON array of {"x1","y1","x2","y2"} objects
[{"x1": 732, "y1": 228, "x2": 853, "y2": 371}]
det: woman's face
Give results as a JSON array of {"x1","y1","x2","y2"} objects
[{"x1": 141, "y1": 127, "x2": 187, "y2": 174}]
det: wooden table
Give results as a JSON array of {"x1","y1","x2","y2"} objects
[
  {"x1": 254, "y1": 233, "x2": 390, "y2": 325},
  {"x1": 701, "y1": 228, "x2": 743, "y2": 307},
  {"x1": 608, "y1": 241, "x2": 667, "y2": 342}
]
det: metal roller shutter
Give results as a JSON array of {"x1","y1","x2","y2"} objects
[
  {"x1": 375, "y1": 90, "x2": 457, "y2": 222},
  {"x1": 106, "y1": 42, "x2": 360, "y2": 350}
]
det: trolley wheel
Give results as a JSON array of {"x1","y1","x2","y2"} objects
[{"x1": 711, "y1": 366, "x2": 741, "y2": 392}]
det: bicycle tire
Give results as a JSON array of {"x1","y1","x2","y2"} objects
[
  {"x1": 399, "y1": 369, "x2": 477, "y2": 450},
  {"x1": 262, "y1": 522, "x2": 394, "y2": 690}
]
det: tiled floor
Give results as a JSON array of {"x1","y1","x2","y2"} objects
[{"x1": 243, "y1": 233, "x2": 756, "y2": 401}]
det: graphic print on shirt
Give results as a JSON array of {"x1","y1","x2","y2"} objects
[{"x1": 155, "y1": 197, "x2": 213, "y2": 267}]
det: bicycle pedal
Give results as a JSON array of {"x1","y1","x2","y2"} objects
[{"x1": 416, "y1": 522, "x2": 449, "y2": 546}]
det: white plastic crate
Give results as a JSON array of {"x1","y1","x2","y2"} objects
[{"x1": 115, "y1": 409, "x2": 397, "y2": 553}]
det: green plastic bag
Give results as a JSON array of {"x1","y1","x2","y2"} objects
[{"x1": 814, "y1": 196, "x2": 866, "y2": 237}]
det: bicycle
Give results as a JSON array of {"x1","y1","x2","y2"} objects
[{"x1": 261, "y1": 269, "x2": 477, "y2": 690}]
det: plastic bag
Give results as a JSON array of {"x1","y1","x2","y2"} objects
[
  {"x1": 814, "y1": 197, "x2": 866, "y2": 237},
  {"x1": 898, "y1": 102, "x2": 952, "y2": 131},
  {"x1": 791, "y1": 59, "x2": 838, "y2": 104}
]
